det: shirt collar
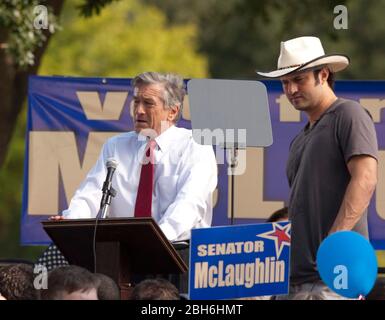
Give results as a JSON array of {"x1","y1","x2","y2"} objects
[
  {"x1": 304, "y1": 98, "x2": 343, "y2": 132},
  {"x1": 136, "y1": 125, "x2": 178, "y2": 153},
  {"x1": 323, "y1": 98, "x2": 343, "y2": 115},
  {"x1": 155, "y1": 125, "x2": 178, "y2": 153}
]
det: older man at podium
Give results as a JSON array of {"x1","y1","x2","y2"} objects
[{"x1": 53, "y1": 72, "x2": 217, "y2": 243}]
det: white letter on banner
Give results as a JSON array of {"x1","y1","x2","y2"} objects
[
  {"x1": 360, "y1": 99, "x2": 385, "y2": 123},
  {"x1": 77, "y1": 91, "x2": 128, "y2": 120},
  {"x1": 28, "y1": 131, "x2": 118, "y2": 215},
  {"x1": 194, "y1": 262, "x2": 209, "y2": 289},
  {"x1": 232, "y1": 148, "x2": 284, "y2": 219},
  {"x1": 208, "y1": 265, "x2": 218, "y2": 288},
  {"x1": 276, "y1": 94, "x2": 301, "y2": 122}
]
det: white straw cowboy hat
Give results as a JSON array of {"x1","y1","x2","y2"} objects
[{"x1": 256, "y1": 36, "x2": 350, "y2": 78}]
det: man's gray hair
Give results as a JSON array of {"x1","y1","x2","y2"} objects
[{"x1": 132, "y1": 72, "x2": 186, "y2": 122}]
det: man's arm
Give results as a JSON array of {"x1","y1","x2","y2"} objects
[
  {"x1": 329, "y1": 155, "x2": 377, "y2": 234},
  {"x1": 158, "y1": 144, "x2": 217, "y2": 241}
]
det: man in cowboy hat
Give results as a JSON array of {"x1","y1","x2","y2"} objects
[{"x1": 257, "y1": 36, "x2": 378, "y2": 299}]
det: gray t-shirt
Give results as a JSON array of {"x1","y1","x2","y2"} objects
[{"x1": 286, "y1": 98, "x2": 378, "y2": 285}]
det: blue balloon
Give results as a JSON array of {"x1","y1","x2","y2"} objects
[{"x1": 316, "y1": 231, "x2": 377, "y2": 298}]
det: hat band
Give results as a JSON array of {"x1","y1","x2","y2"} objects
[{"x1": 278, "y1": 63, "x2": 303, "y2": 70}]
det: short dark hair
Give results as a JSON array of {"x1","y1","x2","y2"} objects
[
  {"x1": 266, "y1": 207, "x2": 288, "y2": 223},
  {"x1": 41, "y1": 265, "x2": 98, "y2": 300},
  {"x1": 0, "y1": 264, "x2": 39, "y2": 300},
  {"x1": 94, "y1": 273, "x2": 120, "y2": 300},
  {"x1": 132, "y1": 278, "x2": 180, "y2": 300},
  {"x1": 313, "y1": 67, "x2": 335, "y2": 90}
]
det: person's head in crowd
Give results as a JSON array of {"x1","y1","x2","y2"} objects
[
  {"x1": 132, "y1": 278, "x2": 180, "y2": 300},
  {"x1": 267, "y1": 207, "x2": 289, "y2": 223},
  {"x1": 41, "y1": 265, "x2": 98, "y2": 300},
  {"x1": 367, "y1": 276, "x2": 385, "y2": 300},
  {"x1": 291, "y1": 291, "x2": 326, "y2": 300},
  {"x1": 0, "y1": 264, "x2": 39, "y2": 300},
  {"x1": 94, "y1": 273, "x2": 120, "y2": 300}
]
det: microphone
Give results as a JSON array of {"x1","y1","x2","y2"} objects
[{"x1": 99, "y1": 158, "x2": 118, "y2": 218}]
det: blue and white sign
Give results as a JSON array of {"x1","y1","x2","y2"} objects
[{"x1": 189, "y1": 222, "x2": 291, "y2": 300}]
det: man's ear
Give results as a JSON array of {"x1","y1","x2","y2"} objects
[
  {"x1": 320, "y1": 67, "x2": 330, "y2": 84},
  {"x1": 168, "y1": 105, "x2": 180, "y2": 122}
]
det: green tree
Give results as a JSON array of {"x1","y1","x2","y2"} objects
[
  {"x1": 0, "y1": 0, "x2": 124, "y2": 170},
  {"x1": 39, "y1": 0, "x2": 207, "y2": 77},
  {"x1": 144, "y1": 0, "x2": 347, "y2": 78},
  {"x1": 0, "y1": 0, "x2": 64, "y2": 170},
  {"x1": 0, "y1": 0, "x2": 64, "y2": 261},
  {"x1": 0, "y1": 108, "x2": 41, "y2": 260},
  {"x1": 147, "y1": 0, "x2": 384, "y2": 80}
]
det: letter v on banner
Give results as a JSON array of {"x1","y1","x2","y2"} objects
[{"x1": 77, "y1": 91, "x2": 128, "y2": 120}]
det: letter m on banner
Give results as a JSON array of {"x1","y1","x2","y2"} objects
[{"x1": 23, "y1": 76, "x2": 134, "y2": 244}]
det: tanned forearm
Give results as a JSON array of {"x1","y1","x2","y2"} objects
[{"x1": 329, "y1": 156, "x2": 377, "y2": 234}]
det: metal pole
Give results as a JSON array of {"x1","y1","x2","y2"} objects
[{"x1": 230, "y1": 146, "x2": 238, "y2": 225}]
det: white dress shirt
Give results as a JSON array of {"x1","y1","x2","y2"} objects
[{"x1": 62, "y1": 125, "x2": 217, "y2": 241}]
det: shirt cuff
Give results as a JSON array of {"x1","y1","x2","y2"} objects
[
  {"x1": 159, "y1": 223, "x2": 178, "y2": 242},
  {"x1": 61, "y1": 209, "x2": 75, "y2": 219}
]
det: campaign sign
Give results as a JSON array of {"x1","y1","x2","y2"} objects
[{"x1": 189, "y1": 222, "x2": 291, "y2": 300}]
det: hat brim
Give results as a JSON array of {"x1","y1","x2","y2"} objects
[{"x1": 256, "y1": 54, "x2": 350, "y2": 78}]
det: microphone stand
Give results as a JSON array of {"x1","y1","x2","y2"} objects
[
  {"x1": 98, "y1": 186, "x2": 117, "y2": 219},
  {"x1": 94, "y1": 162, "x2": 117, "y2": 272},
  {"x1": 222, "y1": 141, "x2": 241, "y2": 226},
  {"x1": 229, "y1": 146, "x2": 238, "y2": 225},
  {"x1": 94, "y1": 195, "x2": 116, "y2": 273}
]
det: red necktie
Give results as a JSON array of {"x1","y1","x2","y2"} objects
[{"x1": 134, "y1": 140, "x2": 156, "y2": 217}]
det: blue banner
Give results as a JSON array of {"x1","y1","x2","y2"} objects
[
  {"x1": 189, "y1": 222, "x2": 291, "y2": 300},
  {"x1": 23, "y1": 76, "x2": 385, "y2": 249}
]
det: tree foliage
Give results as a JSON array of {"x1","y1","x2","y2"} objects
[
  {"x1": 0, "y1": 0, "x2": 58, "y2": 67},
  {"x1": 39, "y1": 0, "x2": 207, "y2": 77},
  {"x1": 142, "y1": 0, "x2": 385, "y2": 80},
  {"x1": 77, "y1": 0, "x2": 121, "y2": 17}
]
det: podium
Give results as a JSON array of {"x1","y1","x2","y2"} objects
[{"x1": 42, "y1": 217, "x2": 188, "y2": 299}]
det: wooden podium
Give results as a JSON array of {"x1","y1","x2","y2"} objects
[{"x1": 42, "y1": 217, "x2": 188, "y2": 299}]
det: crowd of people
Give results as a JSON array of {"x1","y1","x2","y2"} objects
[
  {"x1": 0, "y1": 263, "x2": 181, "y2": 300},
  {"x1": 0, "y1": 206, "x2": 383, "y2": 300},
  {"x1": 0, "y1": 261, "x2": 384, "y2": 300}
]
